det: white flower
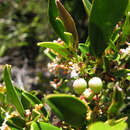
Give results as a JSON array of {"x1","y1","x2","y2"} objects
[
  {"x1": 70, "y1": 70, "x2": 79, "y2": 78},
  {"x1": 120, "y1": 45, "x2": 130, "y2": 55}
]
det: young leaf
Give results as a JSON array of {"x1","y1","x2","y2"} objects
[
  {"x1": 46, "y1": 94, "x2": 87, "y2": 128},
  {"x1": 3, "y1": 65, "x2": 25, "y2": 117},
  {"x1": 82, "y1": 0, "x2": 92, "y2": 16},
  {"x1": 64, "y1": 32, "x2": 74, "y2": 48},
  {"x1": 78, "y1": 43, "x2": 89, "y2": 56},
  {"x1": 38, "y1": 42, "x2": 71, "y2": 59},
  {"x1": 56, "y1": 0, "x2": 79, "y2": 46},
  {"x1": 48, "y1": 0, "x2": 67, "y2": 43},
  {"x1": 88, "y1": 0, "x2": 128, "y2": 57},
  {"x1": 31, "y1": 121, "x2": 61, "y2": 130}
]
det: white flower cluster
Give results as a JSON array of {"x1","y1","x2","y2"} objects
[
  {"x1": 68, "y1": 62, "x2": 80, "y2": 78},
  {"x1": 120, "y1": 44, "x2": 130, "y2": 55},
  {"x1": 48, "y1": 62, "x2": 58, "y2": 73}
]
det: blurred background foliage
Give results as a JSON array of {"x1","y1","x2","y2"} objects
[
  {"x1": 0, "y1": 0, "x2": 87, "y2": 91},
  {"x1": 0, "y1": 0, "x2": 87, "y2": 60}
]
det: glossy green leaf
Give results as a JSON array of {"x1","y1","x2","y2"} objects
[
  {"x1": 88, "y1": 121, "x2": 127, "y2": 130},
  {"x1": 88, "y1": 0, "x2": 128, "y2": 57},
  {"x1": 111, "y1": 121, "x2": 128, "y2": 130},
  {"x1": 3, "y1": 65, "x2": 25, "y2": 117},
  {"x1": 38, "y1": 42, "x2": 71, "y2": 59},
  {"x1": 56, "y1": 0, "x2": 79, "y2": 45},
  {"x1": 46, "y1": 94, "x2": 87, "y2": 128},
  {"x1": 31, "y1": 121, "x2": 61, "y2": 130},
  {"x1": 88, "y1": 122, "x2": 110, "y2": 130},
  {"x1": 22, "y1": 91, "x2": 47, "y2": 117},
  {"x1": 82, "y1": 0, "x2": 92, "y2": 16},
  {"x1": 48, "y1": 0, "x2": 67, "y2": 43}
]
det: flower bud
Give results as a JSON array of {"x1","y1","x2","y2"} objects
[
  {"x1": 83, "y1": 88, "x2": 94, "y2": 101},
  {"x1": 88, "y1": 77, "x2": 103, "y2": 93},
  {"x1": 73, "y1": 78, "x2": 87, "y2": 94}
]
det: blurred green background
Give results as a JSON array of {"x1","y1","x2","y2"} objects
[
  {"x1": 0, "y1": 0, "x2": 88, "y2": 91},
  {"x1": 0, "y1": 0, "x2": 88, "y2": 60}
]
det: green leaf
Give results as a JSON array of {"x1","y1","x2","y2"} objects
[
  {"x1": 56, "y1": 0, "x2": 79, "y2": 45},
  {"x1": 107, "y1": 86, "x2": 124, "y2": 118},
  {"x1": 0, "y1": 45, "x2": 6, "y2": 57},
  {"x1": 88, "y1": 122, "x2": 110, "y2": 130},
  {"x1": 31, "y1": 109, "x2": 41, "y2": 121},
  {"x1": 15, "y1": 87, "x2": 30, "y2": 110},
  {"x1": 31, "y1": 122, "x2": 39, "y2": 130},
  {"x1": 122, "y1": 6, "x2": 130, "y2": 41},
  {"x1": 9, "y1": 127, "x2": 22, "y2": 130},
  {"x1": 78, "y1": 43, "x2": 89, "y2": 56},
  {"x1": 46, "y1": 94, "x2": 87, "y2": 128},
  {"x1": 3, "y1": 65, "x2": 25, "y2": 117},
  {"x1": 7, "y1": 116, "x2": 26, "y2": 129},
  {"x1": 15, "y1": 87, "x2": 47, "y2": 117},
  {"x1": 31, "y1": 122, "x2": 61, "y2": 130},
  {"x1": 38, "y1": 42, "x2": 71, "y2": 59},
  {"x1": 64, "y1": 32, "x2": 74, "y2": 48},
  {"x1": 48, "y1": 0, "x2": 67, "y2": 43},
  {"x1": 22, "y1": 91, "x2": 47, "y2": 117},
  {"x1": 88, "y1": 121, "x2": 127, "y2": 130},
  {"x1": 88, "y1": 0, "x2": 128, "y2": 57},
  {"x1": 82, "y1": 0, "x2": 92, "y2": 16},
  {"x1": 111, "y1": 121, "x2": 128, "y2": 130}
]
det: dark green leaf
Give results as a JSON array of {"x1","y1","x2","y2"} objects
[
  {"x1": 88, "y1": 0, "x2": 128, "y2": 57},
  {"x1": 3, "y1": 65, "x2": 25, "y2": 117},
  {"x1": 15, "y1": 87, "x2": 30, "y2": 110},
  {"x1": 7, "y1": 116, "x2": 25, "y2": 129},
  {"x1": 22, "y1": 91, "x2": 47, "y2": 117},
  {"x1": 46, "y1": 94, "x2": 87, "y2": 128},
  {"x1": 48, "y1": 0, "x2": 67, "y2": 43}
]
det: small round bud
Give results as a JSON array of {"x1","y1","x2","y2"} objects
[
  {"x1": 88, "y1": 77, "x2": 103, "y2": 93},
  {"x1": 83, "y1": 88, "x2": 94, "y2": 101},
  {"x1": 73, "y1": 78, "x2": 87, "y2": 94}
]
